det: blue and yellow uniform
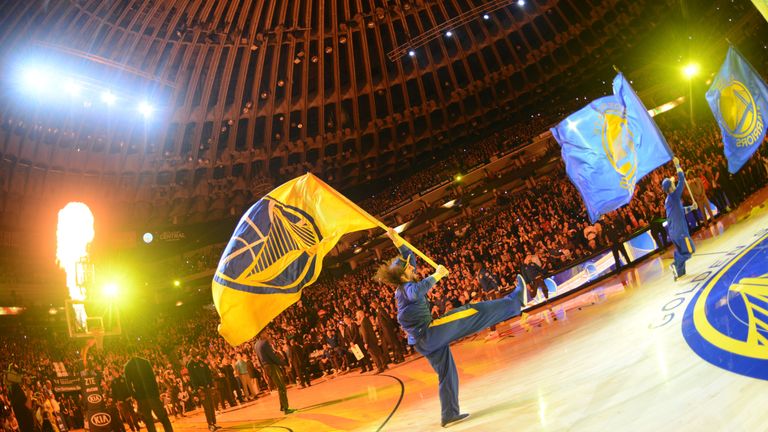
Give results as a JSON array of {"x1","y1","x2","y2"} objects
[
  {"x1": 391, "y1": 240, "x2": 524, "y2": 426},
  {"x1": 663, "y1": 169, "x2": 696, "y2": 279}
]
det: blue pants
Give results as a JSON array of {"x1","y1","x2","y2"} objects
[
  {"x1": 672, "y1": 235, "x2": 695, "y2": 276},
  {"x1": 414, "y1": 294, "x2": 523, "y2": 423}
]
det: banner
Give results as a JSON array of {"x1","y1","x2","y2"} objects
[
  {"x1": 551, "y1": 73, "x2": 672, "y2": 222},
  {"x1": 706, "y1": 45, "x2": 768, "y2": 173},
  {"x1": 213, "y1": 173, "x2": 379, "y2": 346}
]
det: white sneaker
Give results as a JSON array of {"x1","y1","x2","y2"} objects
[{"x1": 669, "y1": 263, "x2": 678, "y2": 281}]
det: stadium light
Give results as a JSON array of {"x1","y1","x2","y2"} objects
[
  {"x1": 103, "y1": 283, "x2": 119, "y2": 299},
  {"x1": 408, "y1": 50, "x2": 416, "y2": 57},
  {"x1": 445, "y1": 31, "x2": 453, "y2": 37},
  {"x1": 21, "y1": 67, "x2": 51, "y2": 93},
  {"x1": 682, "y1": 63, "x2": 699, "y2": 79},
  {"x1": 101, "y1": 91, "x2": 117, "y2": 105},
  {"x1": 173, "y1": 280, "x2": 181, "y2": 287},
  {"x1": 138, "y1": 101, "x2": 153, "y2": 117},
  {"x1": 517, "y1": 0, "x2": 525, "y2": 6},
  {"x1": 483, "y1": 14, "x2": 490, "y2": 20}
]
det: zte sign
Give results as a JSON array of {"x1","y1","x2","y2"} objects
[{"x1": 90, "y1": 413, "x2": 111, "y2": 427}]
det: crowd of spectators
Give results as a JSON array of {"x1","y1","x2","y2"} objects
[
  {"x1": 1, "y1": 121, "x2": 767, "y2": 431},
  {"x1": 358, "y1": 116, "x2": 553, "y2": 216}
]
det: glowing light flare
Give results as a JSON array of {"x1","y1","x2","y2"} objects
[
  {"x1": 682, "y1": 63, "x2": 700, "y2": 79},
  {"x1": 173, "y1": 280, "x2": 181, "y2": 287},
  {"x1": 103, "y1": 283, "x2": 119, "y2": 299},
  {"x1": 138, "y1": 101, "x2": 153, "y2": 117},
  {"x1": 21, "y1": 67, "x2": 51, "y2": 94},
  {"x1": 56, "y1": 202, "x2": 94, "y2": 328},
  {"x1": 101, "y1": 91, "x2": 117, "y2": 105}
]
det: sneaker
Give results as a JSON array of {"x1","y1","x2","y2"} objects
[
  {"x1": 283, "y1": 408, "x2": 297, "y2": 415},
  {"x1": 484, "y1": 330, "x2": 499, "y2": 340},
  {"x1": 441, "y1": 413, "x2": 470, "y2": 428},
  {"x1": 669, "y1": 263, "x2": 678, "y2": 281}
]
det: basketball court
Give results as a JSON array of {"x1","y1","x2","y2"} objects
[{"x1": 169, "y1": 188, "x2": 768, "y2": 432}]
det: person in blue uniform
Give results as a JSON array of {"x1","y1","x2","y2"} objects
[
  {"x1": 375, "y1": 228, "x2": 525, "y2": 428},
  {"x1": 662, "y1": 157, "x2": 697, "y2": 281}
]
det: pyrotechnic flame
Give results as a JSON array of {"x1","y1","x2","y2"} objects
[{"x1": 56, "y1": 203, "x2": 94, "y2": 327}]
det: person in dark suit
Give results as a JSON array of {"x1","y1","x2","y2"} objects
[
  {"x1": 254, "y1": 333, "x2": 295, "y2": 414},
  {"x1": 370, "y1": 301, "x2": 405, "y2": 363},
  {"x1": 356, "y1": 310, "x2": 387, "y2": 374},
  {"x1": 606, "y1": 216, "x2": 631, "y2": 272},
  {"x1": 109, "y1": 370, "x2": 140, "y2": 432},
  {"x1": 123, "y1": 357, "x2": 173, "y2": 432},
  {"x1": 186, "y1": 350, "x2": 220, "y2": 432},
  {"x1": 343, "y1": 315, "x2": 374, "y2": 373},
  {"x1": 288, "y1": 338, "x2": 310, "y2": 388}
]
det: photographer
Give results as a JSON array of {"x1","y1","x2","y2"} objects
[{"x1": 6, "y1": 367, "x2": 34, "y2": 432}]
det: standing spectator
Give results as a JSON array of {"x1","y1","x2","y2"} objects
[
  {"x1": 186, "y1": 350, "x2": 220, "y2": 432},
  {"x1": 234, "y1": 354, "x2": 255, "y2": 401},
  {"x1": 687, "y1": 168, "x2": 714, "y2": 226},
  {"x1": 343, "y1": 316, "x2": 373, "y2": 374},
  {"x1": 606, "y1": 217, "x2": 631, "y2": 272},
  {"x1": 356, "y1": 310, "x2": 387, "y2": 374},
  {"x1": 123, "y1": 356, "x2": 174, "y2": 432},
  {"x1": 287, "y1": 339, "x2": 310, "y2": 389},
  {"x1": 254, "y1": 334, "x2": 295, "y2": 415},
  {"x1": 109, "y1": 370, "x2": 140, "y2": 432},
  {"x1": 370, "y1": 301, "x2": 405, "y2": 364},
  {"x1": 9, "y1": 371, "x2": 34, "y2": 432}
]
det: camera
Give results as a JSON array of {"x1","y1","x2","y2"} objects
[{"x1": 3, "y1": 365, "x2": 23, "y2": 386}]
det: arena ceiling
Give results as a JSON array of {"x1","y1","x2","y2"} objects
[{"x1": 0, "y1": 0, "x2": 760, "y2": 230}]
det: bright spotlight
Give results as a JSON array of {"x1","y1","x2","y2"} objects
[
  {"x1": 517, "y1": 0, "x2": 525, "y2": 5},
  {"x1": 142, "y1": 232, "x2": 154, "y2": 243},
  {"x1": 483, "y1": 14, "x2": 490, "y2": 20},
  {"x1": 138, "y1": 101, "x2": 153, "y2": 117},
  {"x1": 682, "y1": 63, "x2": 700, "y2": 79},
  {"x1": 173, "y1": 280, "x2": 181, "y2": 287},
  {"x1": 445, "y1": 31, "x2": 453, "y2": 37},
  {"x1": 21, "y1": 67, "x2": 50, "y2": 93},
  {"x1": 103, "y1": 283, "x2": 119, "y2": 299},
  {"x1": 455, "y1": 174, "x2": 463, "y2": 181},
  {"x1": 101, "y1": 91, "x2": 116, "y2": 105},
  {"x1": 63, "y1": 80, "x2": 81, "y2": 97},
  {"x1": 408, "y1": 50, "x2": 416, "y2": 57}
]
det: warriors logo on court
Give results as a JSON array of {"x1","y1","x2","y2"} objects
[
  {"x1": 600, "y1": 106, "x2": 638, "y2": 191},
  {"x1": 718, "y1": 80, "x2": 764, "y2": 147},
  {"x1": 214, "y1": 197, "x2": 323, "y2": 293},
  {"x1": 682, "y1": 231, "x2": 768, "y2": 380}
]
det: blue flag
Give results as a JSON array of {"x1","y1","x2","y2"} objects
[
  {"x1": 551, "y1": 73, "x2": 672, "y2": 223},
  {"x1": 706, "y1": 46, "x2": 768, "y2": 174}
]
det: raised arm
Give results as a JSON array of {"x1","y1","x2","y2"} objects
[{"x1": 672, "y1": 157, "x2": 685, "y2": 200}]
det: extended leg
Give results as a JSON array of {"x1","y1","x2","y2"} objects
[{"x1": 417, "y1": 292, "x2": 523, "y2": 354}]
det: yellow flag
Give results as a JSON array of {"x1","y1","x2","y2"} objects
[
  {"x1": 754, "y1": 0, "x2": 768, "y2": 22},
  {"x1": 212, "y1": 173, "x2": 379, "y2": 346}
]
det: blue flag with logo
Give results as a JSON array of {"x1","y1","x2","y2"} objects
[
  {"x1": 551, "y1": 73, "x2": 672, "y2": 223},
  {"x1": 706, "y1": 46, "x2": 768, "y2": 174}
]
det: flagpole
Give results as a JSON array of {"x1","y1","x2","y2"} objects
[{"x1": 308, "y1": 173, "x2": 440, "y2": 269}]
